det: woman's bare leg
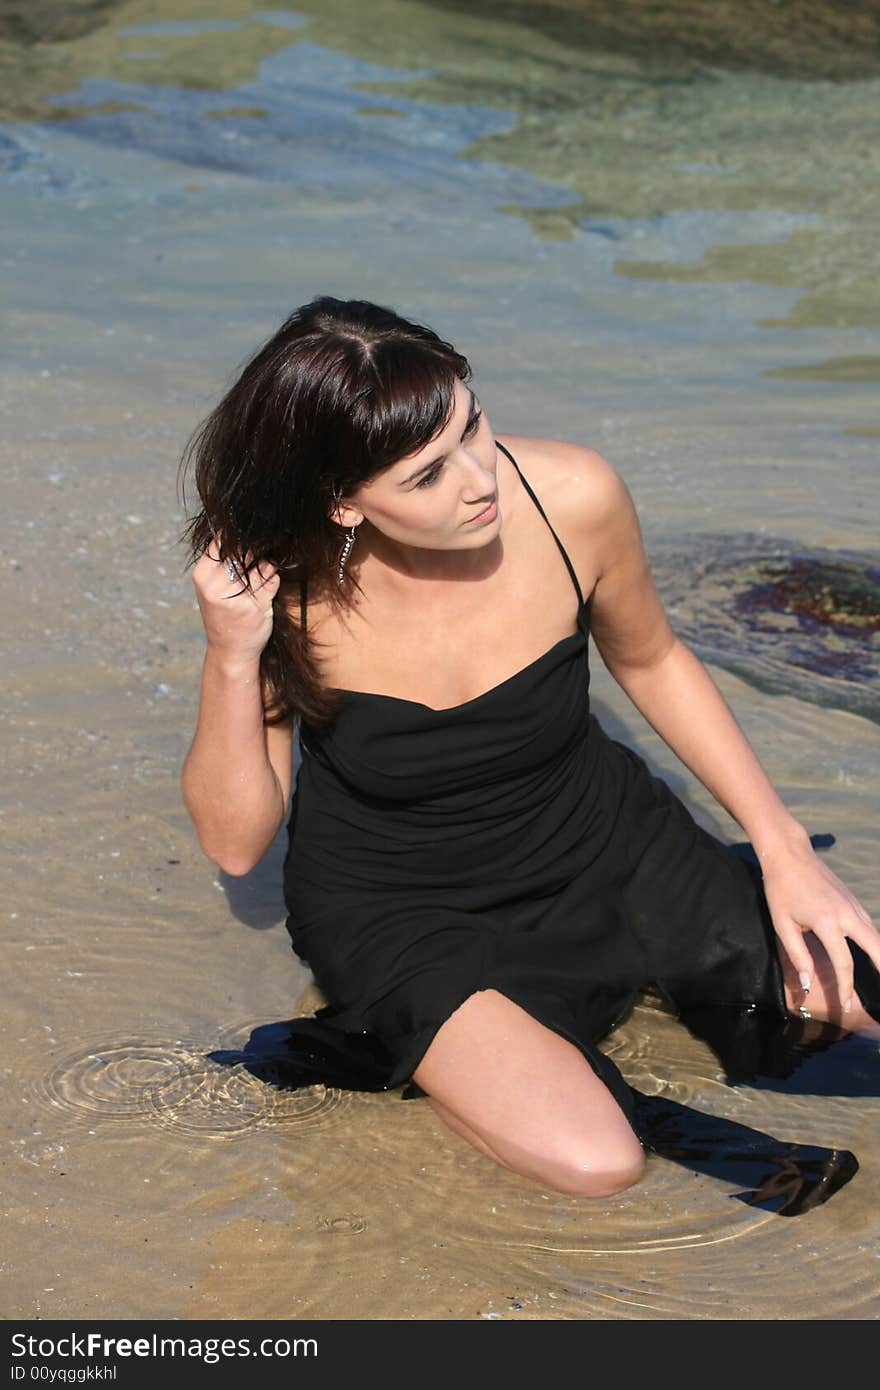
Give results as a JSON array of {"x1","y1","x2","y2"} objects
[{"x1": 412, "y1": 988, "x2": 645, "y2": 1197}]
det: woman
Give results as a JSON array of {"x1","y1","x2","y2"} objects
[{"x1": 180, "y1": 296, "x2": 880, "y2": 1199}]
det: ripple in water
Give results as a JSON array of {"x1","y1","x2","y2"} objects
[
  {"x1": 35, "y1": 1026, "x2": 349, "y2": 1141},
  {"x1": 181, "y1": 1001, "x2": 879, "y2": 1320},
  {"x1": 653, "y1": 535, "x2": 880, "y2": 722},
  {"x1": 208, "y1": 998, "x2": 874, "y2": 1232}
]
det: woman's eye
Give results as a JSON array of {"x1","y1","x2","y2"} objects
[
  {"x1": 415, "y1": 409, "x2": 482, "y2": 488},
  {"x1": 416, "y1": 464, "x2": 443, "y2": 489}
]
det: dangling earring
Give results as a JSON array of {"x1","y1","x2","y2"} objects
[{"x1": 338, "y1": 523, "x2": 358, "y2": 585}]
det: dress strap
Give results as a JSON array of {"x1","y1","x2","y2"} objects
[{"x1": 495, "y1": 439, "x2": 585, "y2": 608}]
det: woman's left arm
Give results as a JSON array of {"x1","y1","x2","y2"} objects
[{"x1": 578, "y1": 449, "x2": 880, "y2": 1009}]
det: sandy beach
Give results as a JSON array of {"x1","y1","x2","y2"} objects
[{"x1": 2, "y1": 0, "x2": 879, "y2": 1320}]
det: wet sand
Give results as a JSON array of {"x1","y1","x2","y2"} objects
[{"x1": 2, "y1": 0, "x2": 879, "y2": 1321}]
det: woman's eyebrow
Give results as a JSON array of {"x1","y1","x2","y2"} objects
[{"x1": 400, "y1": 389, "x2": 477, "y2": 484}]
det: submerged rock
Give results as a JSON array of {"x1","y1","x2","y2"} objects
[
  {"x1": 0, "y1": 0, "x2": 120, "y2": 46},
  {"x1": 653, "y1": 537, "x2": 880, "y2": 722},
  {"x1": 423, "y1": 0, "x2": 880, "y2": 81},
  {"x1": 735, "y1": 558, "x2": 880, "y2": 636}
]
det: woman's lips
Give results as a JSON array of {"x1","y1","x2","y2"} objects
[{"x1": 466, "y1": 495, "x2": 498, "y2": 525}]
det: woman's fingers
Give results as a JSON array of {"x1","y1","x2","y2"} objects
[
  {"x1": 809, "y1": 922, "x2": 856, "y2": 1013},
  {"x1": 765, "y1": 853, "x2": 879, "y2": 1017},
  {"x1": 251, "y1": 560, "x2": 280, "y2": 592},
  {"x1": 219, "y1": 542, "x2": 278, "y2": 586},
  {"x1": 779, "y1": 913, "x2": 880, "y2": 1017},
  {"x1": 852, "y1": 900, "x2": 876, "y2": 929},
  {"x1": 776, "y1": 920, "x2": 817, "y2": 994},
  {"x1": 201, "y1": 535, "x2": 278, "y2": 592},
  {"x1": 807, "y1": 907, "x2": 880, "y2": 1013},
  {"x1": 192, "y1": 535, "x2": 277, "y2": 634},
  {"x1": 226, "y1": 562, "x2": 279, "y2": 603}
]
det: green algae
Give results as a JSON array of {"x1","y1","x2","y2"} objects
[
  {"x1": 356, "y1": 105, "x2": 409, "y2": 118},
  {"x1": 763, "y1": 357, "x2": 880, "y2": 383},
  {"x1": 615, "y1": 228, "x2": 880, "y2": 332},
  {"x1": 0, "y1": 0, "x2": 299, "y2": 121},
  {"x1": 44, "y1": 98, "x2": 153, "y2": 118},
  {"x1": 203, "y1": 106, "x2": 269, "y2": 120}
]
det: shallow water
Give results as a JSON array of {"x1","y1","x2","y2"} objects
[{"x1": 2, "y1": 1, "x2": 879, "y2": 1321}]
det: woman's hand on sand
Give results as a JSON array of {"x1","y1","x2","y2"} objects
[
  {"x1": 191, "y1": 534, "x2": 280, "y2": 667},
  {"x1": 760, "y1": 839, "x2": 880, "y2": 1014}
]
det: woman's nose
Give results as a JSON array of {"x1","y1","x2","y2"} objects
[{"x1": 456, "y1": 447, "x2": 494, "y2": 498}]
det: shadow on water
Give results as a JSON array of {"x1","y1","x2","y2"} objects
[{"x1": 632, "y1": 1093, "x2": 859, "y2": 1218}]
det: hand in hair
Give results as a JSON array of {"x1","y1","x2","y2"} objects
[{"x1": 192, "y1": 533, "x2": 281, "y2": 669}]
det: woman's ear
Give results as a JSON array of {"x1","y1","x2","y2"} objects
[{"x1": 329, "y1": 493, "x2": 364, "y2": 531}]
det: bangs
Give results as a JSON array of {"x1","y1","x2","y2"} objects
[{"x1": 347, "y1": 338, "x2": 471, "y2": 471}]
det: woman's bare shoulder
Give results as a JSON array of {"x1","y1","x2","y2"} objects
[{"x1": 495, "y1": 433, "x2": 630, "y2": 534}]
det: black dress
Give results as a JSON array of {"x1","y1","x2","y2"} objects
[{"x1": 280, "y1": 440, "x2": 818, "y2": 1120}]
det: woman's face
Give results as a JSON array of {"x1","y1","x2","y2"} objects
[{"x1": 345, "y1": 378, "x2": 500, "y2": 552}]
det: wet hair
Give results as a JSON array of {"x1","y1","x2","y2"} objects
[{"x1": 178, "y1": 296, "x2": 472, "y2": 728}]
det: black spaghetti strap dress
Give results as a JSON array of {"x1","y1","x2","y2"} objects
[{"x1": 281, "y1": 441, "x2": 875, "y2": 1121}]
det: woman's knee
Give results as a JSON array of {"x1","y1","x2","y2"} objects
[
  {"x1": 543, "y1": 1133, "x2": 647, "y2": 1198},
  {"x1": 415, "y1": 987, "x2": 648, "y2": 1196},
  {"x1": 427, "y1": 1087, "x2": 647, "y2": 1199}
]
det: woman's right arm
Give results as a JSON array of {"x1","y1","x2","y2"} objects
[{"x1": 180, "y1": 541, "x2": 292, "y2": 876}]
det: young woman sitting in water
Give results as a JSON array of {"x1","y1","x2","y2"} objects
[{"x1": 180, "y1": 296, "x2": 880, "y2": 1199}]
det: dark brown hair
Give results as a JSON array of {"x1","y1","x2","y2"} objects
[{"x1": 178, "y1": 296, "x2": 471, "y2": 727}]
